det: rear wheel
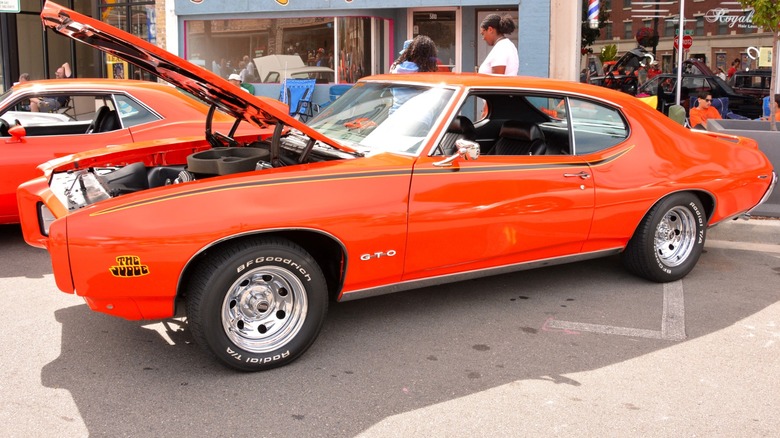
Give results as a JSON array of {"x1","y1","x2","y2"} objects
[
  {"x1": 622, "y1": 193, "x2": 706, "y2": 282},
  {"x1": 186, "y1": 237, "x2": 327, "y2": 371}
]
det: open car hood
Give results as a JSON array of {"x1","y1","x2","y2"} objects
[{"x1": 40, "y1": 1, "x2": 353, "y2": 154}]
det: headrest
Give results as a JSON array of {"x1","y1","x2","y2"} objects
[
  {"x1": 499, "y1": 120, "x2": 543, "y2": 141},
  {"x1": 446, "y1": 116, "x2": 476, "y2": 140}
]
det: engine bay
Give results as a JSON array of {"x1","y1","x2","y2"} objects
[{"x1": 50, "y1": 125, "x2": 357, "y2": 212}]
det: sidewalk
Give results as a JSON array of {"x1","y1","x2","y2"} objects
[{"x1": 708, "y1": 217, "x2": 780, "y2": 246}]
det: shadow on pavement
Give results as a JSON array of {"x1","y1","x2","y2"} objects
[
  {"x1": 0, "y1": 224, "x2": 52, "y2": 278},
  {"x1": 39, "y1": 246, "x2": 780, "y2": 436}
]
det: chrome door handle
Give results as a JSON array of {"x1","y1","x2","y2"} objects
[{"x1": 563, "y1": 171, "x2": 591, "y2": 179}]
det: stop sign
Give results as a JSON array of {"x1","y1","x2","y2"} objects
[{"x1": 674, "y1": 35, "x2": 693, "y2": 50}]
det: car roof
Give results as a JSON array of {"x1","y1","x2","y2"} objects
[
  {"x1": 734, "y1": 69, "x2": 771, "y2": 76},
  {"x1": 11, "y1": 78, "x2": 181, "y2": 93}
]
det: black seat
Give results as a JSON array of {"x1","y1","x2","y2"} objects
[
  {"x1": 439, "y1": 115, "x2": 476, "y2": 155},
  {"x1": 97, "y1": 110, "x2": 121, "y2": 132},
  {"x1": 492, "y1": 120, "x2": 547, "y2": 155},
  {"x1": 86, "y1": 106, "x2": 110, "y2": 134},
  {"x1": 87, "y1": 106, "x2": 121, "y2": 134}
]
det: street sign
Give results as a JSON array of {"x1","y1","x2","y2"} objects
[
  {"x1": 0, "y1": 0, "x2": 20, "y2": 13},
  {"x1": 674, "y1": 35, "x2": 693, "y2": 50}
]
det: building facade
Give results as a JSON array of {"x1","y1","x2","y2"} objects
[
  {"x1": 589, "y1": 0, "x2": 775, "y2": 74},
  {"x1": 0, "y1": 0, "x2": 164, "y2": 90},
  {"x1": 2, "y1": 0, "x2": 585, "y2": 92}
]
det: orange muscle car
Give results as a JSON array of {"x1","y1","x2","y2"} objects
[
  {"x1": 18, "y1": 2, "x2": 776, "y2": 371},
  {"x1": 0, "y1": 79, "x2": 263, "y2": 224}
]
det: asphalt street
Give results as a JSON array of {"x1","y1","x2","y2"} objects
[{"x1": 1, "y1": 219, "x2": 778, "y2": 437}]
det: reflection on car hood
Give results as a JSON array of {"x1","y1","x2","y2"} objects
[{"x1": 40, "y1": 1, "x2": 352, "y2": 154}]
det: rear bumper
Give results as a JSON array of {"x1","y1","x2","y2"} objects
[{"x1": 742, "y1": 171, "x2": 777, "y2": 219}]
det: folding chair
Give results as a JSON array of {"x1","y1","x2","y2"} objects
[{"x1": 279, "y1": 78, "x2": 316, "y2": 121}]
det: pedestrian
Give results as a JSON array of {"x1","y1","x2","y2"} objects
[
  {"x1": 647, "y1": 61, "x2": 661, "y2": 79},
  {"x1": 726, "y1": 58, "x2": 740, "y2": 82},
  {"x1": 689, "y1": 91, "x2": 721, "y2": 130},
  {"x1": 478, "y1": 14, "x2": 519, "y2": 75},
  {"x1": 390, "y1": 35, "x2": 438, "y2": 73},
  {"x1": 715, "y1": 67, "x2": 726, "y2": 81},
  {"x1": 228, "y1": 73, "x2": 253, "y2": 94}
]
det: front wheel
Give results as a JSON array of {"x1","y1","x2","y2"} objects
[
  {"x1": 186, "y1": 237, "x2": 328, "y2": 371},
  {"x1": 621, "y1": 193, "x2": 707, "y2": 282}
]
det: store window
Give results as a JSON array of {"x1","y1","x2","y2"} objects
[
  {"x1": 694, "y1": 16, "x2": 704, "y2": 36},
  {"x1": 184, "y1": 15, "x2": 388, "y2": 84},
  {"x1": 99, "y1": 1, "x2": 156, "y2": 80},
  {"x1": 664, "y1": 20, "x2": 676, "y2": 37}
]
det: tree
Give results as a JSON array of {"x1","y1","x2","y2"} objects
[{"x1": 739, "y1": 0, "x2": 780, "y2": 130}]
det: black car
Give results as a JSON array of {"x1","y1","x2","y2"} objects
[{"x1": 637, "y1": 72, "x2": 763, "y2": 119}]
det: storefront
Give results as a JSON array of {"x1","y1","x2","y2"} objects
[
  {"x1": 2, "y1": 1, "x2": 578, "y2": 90},
  {"x1": 170, "y1": 0, "x2": 573, "y2": 84},
  {"x1": 0, "y1": 0, "x2": 158, "y2": 92}
]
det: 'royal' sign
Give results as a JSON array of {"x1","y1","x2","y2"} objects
[{"x1": 704, "y1": 7, "x2": 757, "y2": 29}]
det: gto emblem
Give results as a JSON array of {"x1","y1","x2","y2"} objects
[{"x1": 360, "y1": 250, "x2": 397, "y2": 261}]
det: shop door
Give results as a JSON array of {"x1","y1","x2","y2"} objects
[{"x1": 408, "y1": 9, "x2": 460, "y2": 72}]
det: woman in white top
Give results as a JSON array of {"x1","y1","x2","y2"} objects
[{"x1": 478, "y1": 14, "x2": 519, "y2": 75}]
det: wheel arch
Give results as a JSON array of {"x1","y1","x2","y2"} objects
[{"x1": 176, "y1": 229, "x2": 347, "y2": 311}]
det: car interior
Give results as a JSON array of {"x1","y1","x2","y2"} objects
[
  {"x1": 435, "y1": 91, "x2": 628, "y2": 157},
  {"x1": 0, "y1": 94, "x2": 124, "y2": 137}
]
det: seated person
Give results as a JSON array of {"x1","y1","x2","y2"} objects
[
  {"x1": 30, "y1": 62, "x2": 72, "y2": 112},
  {"x1": 689, "y1": 91, "x2": 721, "y2": 130}
]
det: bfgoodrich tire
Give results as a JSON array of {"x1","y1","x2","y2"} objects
[
  {"x1": 185, "y1": 237, "x2": 327, "y2": 371},
  {"x1": 621, "y1": 193, "x2": 706, "y2": 283}
]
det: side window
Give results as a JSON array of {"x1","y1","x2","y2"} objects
[
  {"x1": 569, "y1": 98, "x2": 628, "y2": 154},
  {"x1": 114, "y1": 94, "x2": 159, "y2": 127}
]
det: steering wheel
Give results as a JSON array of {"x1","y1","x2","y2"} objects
[{"x1": 0, "y1": 118, "x2": 9, "y2": 137}]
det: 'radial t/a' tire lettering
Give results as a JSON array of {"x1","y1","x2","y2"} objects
[
  {"x1": 185, "y1": 237, "x2": 327, "y2": 371},
  {"x1": 621, "y1": 193, "x2": 706, "y2": 283}
]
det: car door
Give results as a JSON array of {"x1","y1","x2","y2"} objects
[
  {"x1": 0, "y1": 92, "x2": 134, "y2": 222},
  {"x1": 403, "y1": 93, "x2": 596, "y2": 281}
]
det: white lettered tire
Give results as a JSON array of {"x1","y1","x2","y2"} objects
[
  {"x1": 621, "y1": 193, "x2": 706, "y2": 282},
  {"x1": 186, "y1": 237, "x2": 327, "y2": 371}
]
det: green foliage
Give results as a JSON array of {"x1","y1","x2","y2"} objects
[
  {"x1": 738, "y1": 0, "x2": 780, "y2": 32},
  {"x1": 599, "y1": 44, "x2": 618, "y2": 63},
  {"x1": 581, "y1": 1, "x2": 610, "y2": 51}
]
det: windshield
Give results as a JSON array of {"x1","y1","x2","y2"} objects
[{"x1": 307, "y1": 82, "x2": 455, "y2": 156}]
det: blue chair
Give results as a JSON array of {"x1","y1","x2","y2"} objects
[
  {"x1": 763, "y1": 96, "x2": 772, "y2": 118},
  {"x1": 279, "y1": 78, "x2": 316, "y2": 121},
  {"x1": 316, "y1": 84, "x2": 353, "y2": 111}
]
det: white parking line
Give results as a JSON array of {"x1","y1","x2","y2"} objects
[
  {"x1": 544, "y1": 281, "x2": 686, "y2": 341},
  {"x1": 543, "y1": 236, "x2": 778, "y2": 341}
]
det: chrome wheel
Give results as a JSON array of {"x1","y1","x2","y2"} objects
[
  {"x1": 654, "y1": 205, "x2": 697, "y2": 268},
  {"x1": 221, "y1": 265, "x2": 308, "y2": 353}
]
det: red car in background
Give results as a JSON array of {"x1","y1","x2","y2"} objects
[{"x1": 0, "y1": 79, "x2": 263, "y2": 224}]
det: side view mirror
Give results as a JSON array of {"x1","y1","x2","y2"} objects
[
  {"x1": 433, "y1": 139, "x2": 480, "y2": 167},
  {"x1": 7, "y1": 124, "x2": 26, "y2": 143}
]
